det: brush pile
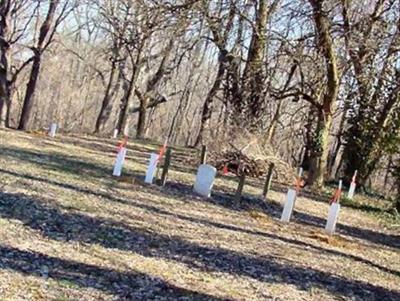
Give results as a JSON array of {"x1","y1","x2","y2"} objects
[
  {"x1": 206, "y1": 130, "x2": 296, "y2": 182},
  {"x1": 214, "y1": 151, "x2": 267, "y2": 177}
]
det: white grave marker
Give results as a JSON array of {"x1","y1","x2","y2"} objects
[
  {"x1": 347, "y1": 170, "x2": 357, "y2": 199},
  {"x1": 325, "y1": 202, "x2": 341, "y2": 235},
  {"x1": 145, "y1": 153, "x2": 159, "y2": 184},
  {"x1": 113, "y1": 147, "x2": 127, "y2": 177},
  {"x1": 280, "y1": 168, "x2": 303, "y2": 222},
  {"x1": 281, "y1": 189, "x2": 297, "y2": 222},
  {"x1": 325, "y1": 180, "x2": 342, "y2": 235},
  {"x1": 49, "y1": 123, "x2": 57, "y2": 138},
  {"x1": 348, "y1": 183, "x2": 356, "y2": 199},
  {"x1": 194, "y1": 164, "x2": 217, "y2": 197},
  {"x1": 113, "y1": 129, "x2": 119, "y2": 139}
]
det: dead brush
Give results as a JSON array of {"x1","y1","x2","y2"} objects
[
  {"x1": 248, "y1": 209, "x2": 274, "y2": 225},
  {"x1": 307, "y1": 230, "x2": 355, "y2": 249},
  {"x1": 208, "y1": 129, "x2": 296, "y2": 184},
  {"x1": 27, "y1": 130, "x2": 47, "y2": 137}
]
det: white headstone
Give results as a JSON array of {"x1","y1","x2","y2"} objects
[
  {"x1": 281, "y1": 189, "x2": 297, "y2": 222},
  {"x1": 194, "y1": 164, "x2": 217, "y2": 197},
  {"x1": 348, "y1": 182, "x2": 356, "y2": 199},
  {"x1": 113, "y1": 147, "x2": 127, "y2": 177},
  {"x1": 113, "y1": 129, "x2": 119, "y2": 139},
  {"x1": 145, "y1": 153, "x2": 159, "y2": 184},
  {"x1": 49, "y1": 123, "x2": 57, "y2": 138},
  {"x1": 325, "y1": 202, "x2": 340, "y2": 235}
]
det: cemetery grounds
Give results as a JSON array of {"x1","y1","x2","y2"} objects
[{"x1": 0, "y1": 128, "x2": 399, "y2": 301}]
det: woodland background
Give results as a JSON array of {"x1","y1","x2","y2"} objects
[{"x1": 0, "y1": 0, "x2": 399, "y2": 203}]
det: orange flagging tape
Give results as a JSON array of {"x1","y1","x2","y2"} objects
[
  {"x1": 351, "y1": 171, "x2": 358, "y2": 184},
  {"x1": 295, "y1": 177, "x2": 301, "y2": 194},
  {"x1": 117, "y1": 136, "x2": 128, "y2": 152},
  {"x1": 156, "y1": 139, "x2": 168, "y2": 162},
  {"x1": 329, "y1": 188, "x2": 342, "y2": 205},
  {"x1": 222, "y1": 164, "x2": 228, "y2": 175}
]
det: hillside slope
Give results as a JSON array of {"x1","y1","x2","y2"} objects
[{"x1": 0, "y1": 129, "x2": 399, "y2": 301}]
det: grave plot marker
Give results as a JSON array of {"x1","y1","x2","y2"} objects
[
  {"x1": 145, "y1": 153, "x2": 159, "y2": 184},
  {"x1": 347, "y1": 170, "x2": 357, "y2": 199},
  {"x1": 281, "y1": 168, "x2": 303, "y2": 223},
  {"x1": 325, "y1": 180, "x2": 342, "y2": 235},
  {"x1": 235, "y1": 173, "x2": 246, "y2": 202},
  {"x1": 113, "y1": 136, "x2": 128, "y2": 177},
  {"x1": 262, "y1": 163, "x2": 275, "y2": 200},
  {"x1": 160, "y1": 148, "x2": 172, "y2": 186},
  {"x1": 49, "y1": 123, "x2": 57, "y2": 138},
  {"x1": 194, "y1": 164, "x2": 217, "y2": 197},
  {"x1": 145, "y1": 138, "x2": 168, "y2": 184}
]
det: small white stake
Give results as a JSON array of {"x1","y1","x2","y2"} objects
[
  {"x1": 325, "y1": 180, "x2": 342, "y2": 235},
  {"x1": 347, "y1": 170, "x2": 357, "y2": 199},
  {"x1": 325, "y1": 202, "x2": 341, "y2": 235},
  {"x1": 348, "y1": 183, "x2": 356, "y2": 199},
  {"x1": 281, "y1": 189, "x2": 297, "y2": 222},
  {"x1": 113, "y1": 129, "x2": 119, "y2": 139},
  {"x1": 298, "y1": 167, "x2": 304, "y2": 178},
  {"x1": 145, "y1": 153, "x2": 159, "y2": 184},
  {"x1": 113, "y1": 147, "x2": 127, "y2": 177},
  {"x1": 49, "y1": 123, "x2": 57, "y2": 138}
]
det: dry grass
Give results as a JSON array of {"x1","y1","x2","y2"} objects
[{"x1": 0, "y1": 128, "x2": 399, "y2": 301}]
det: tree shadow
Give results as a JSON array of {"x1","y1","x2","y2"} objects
[
  {"x1": 161, "y1": 181, "x2": 400, "y2": 250},
  {"x1": 0, "y1": 244, "x2": 231, "y2": 301},
  {"x1": 1, "y1": 146, "x2": 113, "y2": 180},
  {"x1": 2, "y1": 168, "x2": 398, "y2": 278},
  {"x1": 1, "y1": 142, "x2": 398, "y2": 250},
  {"x1": 0, "y1": 191, "x2": 399, "y2": 301}
]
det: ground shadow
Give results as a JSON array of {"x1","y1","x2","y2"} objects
[
  {"x1": 1, "y1": 146, "x2": 113, "y2": 180},
  {"x1": 2, "y1": 168, "x2": 398, "y2": 278},
  {"x1": 161, "y1": 181, "x2": 400, "y2": 249},
  {"x1": 1, "y1": 191, "x2": 399, "y2": 301},
  {"x1": 0, "y1": 244, "x2": 231, "y2": 301},
  {"x1": 1, "y1": 143, "x2": 398, "y2": 250}
]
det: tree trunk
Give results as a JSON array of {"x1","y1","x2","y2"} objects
[
  {"x1": 17, "y1": 0, "x2": 59, "y2": 130},
  {"x1": 0, "y1": 82, "x2": 8, "y2": 128},
  {"x1": 0, "y1": 96, "x2": 8, "y2": 128},
  {"x1": 94, "y1": 60, "x2": 117, "y2": 133},
  {"x1": 193, "y1": 60, "x2": 225, "y2": 147},
  {"x1": 242, "y1": 0, "x2": 269, "y2": 125},
  {"x1": 115, "y1": 75, "x2": 135, "y2": 136},
  {"x1": 307, "y1": 111, "x2": 332, "y2": 187},
  {"x1": 18, "y1": 53, "x2": 41, "y2": 130},
  {"x1": 136, "y1": 96, "x2": 148, "y2": 139},
  {"x1": 0, "y1": 0, "x2": 11, "y2": 128},
  {"x1": 307, "y1": 0, "x2": 340, "y2": 187},
  {"x1": 264, "y1": 101, "x2": 282, "y2": 145}
]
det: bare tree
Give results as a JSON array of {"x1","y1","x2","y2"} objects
[{"x1": 18, "y1": 0, "x2": 73, "y2": 130}]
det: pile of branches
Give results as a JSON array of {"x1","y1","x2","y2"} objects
[
  {"x1": 214, "y1": 151, "x2": 268, "y2": 177},
  {"x1": 205, "y1": 130, "x2": 296, "y2": 183}
]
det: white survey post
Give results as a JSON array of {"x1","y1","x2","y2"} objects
[
  {"x1": 49, "y1": 123, "x2": 57, "y2": 138},
  {"x1": 325, "y1": 202, "x2": 340, "y2": 235},
  {"x1": 113, "y1": 147, "x2": 127, "y2": 177},
  {"x1": 280, "y1": 167, "x2": 303, "y2": 222},
  {"x1": 325, "y1": 180, "x2": 342, "y2": 234},
  {"x1": 194, "y1": 164, "x2": 217, "y2": 197},
  {"x1": 281, "y1": 189, "x2": 297, "y2": 222},
  {"x1": 113, "y1": 129, "x2": 119, "y2": 139},
  {"x1": 347, "y1": 171, "x2": 357, "y2": 199},
  {"x1": 145, "y1": 153, "x2": 159, "y2": 184}
]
